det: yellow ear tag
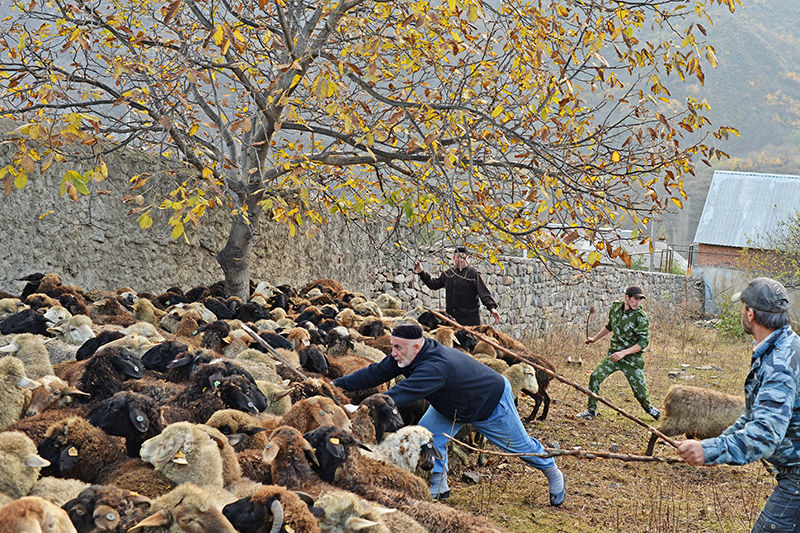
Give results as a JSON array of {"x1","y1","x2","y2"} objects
[
  {"x1": 171, "y1": 451, "x2": 189, "y2": 465},
  {"x1": 329, "y1": 438, "x2": 340, "y2": 445},
  {"x1": 285, "y1": 526, "x2": 295, "y2": 533},
  {"x1": 68, "y1": 447, "x2": 79, "y2": 457}
]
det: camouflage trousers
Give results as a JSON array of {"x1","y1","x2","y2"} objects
[{"x1": 586, "y1": 353, "x2": 652, "y2": 412}]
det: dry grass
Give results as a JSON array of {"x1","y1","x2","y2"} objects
[{"x1": 444, "y1": 303, "x2": 772, "y2": 532}]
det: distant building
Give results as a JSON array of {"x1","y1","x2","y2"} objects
[
  {"x1": 693, "y1": 170, "x2": 800, "y2": 268},
  {"x1": 692, "y1": 170, "x2": 800, "y2": 314}
]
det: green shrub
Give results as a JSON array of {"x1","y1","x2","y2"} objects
[{"x1": 715, "y1": 299, "x2": 747, "y2": 341}]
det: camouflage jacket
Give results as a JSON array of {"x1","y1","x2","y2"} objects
[
  {"x1": 702, "y1": 325, "x2": 800, "y2": 468},
  {"x1": 605, "y1": 301, "x2": 649, "y2": 355}
]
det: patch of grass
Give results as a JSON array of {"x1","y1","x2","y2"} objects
[{"x1": 445, "y1": 314, "x2": 769, "y2": 532}]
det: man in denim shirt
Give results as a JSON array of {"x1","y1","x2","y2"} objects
[{"x1": 678, "y1": 277, "x2": 800, "y2": 532}]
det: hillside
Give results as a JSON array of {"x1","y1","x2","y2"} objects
[{"x1": 662, "y1": 0, "x2": 800, "y2": 245}]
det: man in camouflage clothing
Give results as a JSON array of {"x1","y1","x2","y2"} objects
[
  {"x1": 577, "y1": 286, "x2": 660, "y2": 420},
  {"x1": 678, "y1": 277, "x2": 800, "y2": 532}
]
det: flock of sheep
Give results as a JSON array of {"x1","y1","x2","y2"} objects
[{"x1": 0, "y1": 272, "x2": 747, "y2": 533}]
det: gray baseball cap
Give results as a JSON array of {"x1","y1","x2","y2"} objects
[{"x1": 732, "y1": 277, "x2": 789, "y2": 313}]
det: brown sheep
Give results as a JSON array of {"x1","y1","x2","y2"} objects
[
  {"x1": 279, "y1": 396, "x2": 351, "y2": 434},
  {"x1": 645, "y1": 385, "x2": 745, "y2": 455},
  {"x1": 0, "y1": 496, "x2": 77, "y2": 533}
]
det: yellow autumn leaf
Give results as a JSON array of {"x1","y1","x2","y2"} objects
[
  {"x1": 587, "y1": 250, "x2": 601, "y2": 264},
  {"x1": 671, "y1": 197, "x2": 683, "y2": 209},
  {"x1": 171, "y1": 222, "x2": 184, "y2": 239},
  {"x1": 557, "y1": 5, "x2": 569, "y2": 16},
  {"x1": 705, "y1": 46, "x2": 718, "y2": 68},
  {"x1": 97, "y1": 161, "x2": 108, "y2": 181},
  {"x1": 189, "y1": 124, "x2": 199, "y2": 136},
  {"x1": 491, "y1": 105, "x2": 503, "y2": 118},
  {"x1": 611, "y1": 150, "x2": 620, "y2": 162},
  {"x1": 213, "y1": 26, "x2": 224, "y2": 46},
  {"x1": 138, "y1": 212, "x2": 153, "y2": 229},
  {"x1": 14, "y1": 173, "x2": 27, "y2": 189}
]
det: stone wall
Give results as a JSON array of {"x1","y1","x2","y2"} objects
[
  {"x1": 0, "y1": 138, "x2": 400, "y2": 296},
  {"x1": 367, "y1": 252, "x2": 705, "y2": 340},
  {"x1": 1, "y1": 134, "x2": 703, "y2": 337}
]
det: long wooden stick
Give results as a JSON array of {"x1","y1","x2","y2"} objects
[
  {"x1": 241, "y1": 324, "x2": 307, "y2": 381},
  {"x1": 445, "y1": 434, "x2": 684, "y2": 464},
  {"x1": 429, "y1": 309, "x2": 680, "y2": 449}
]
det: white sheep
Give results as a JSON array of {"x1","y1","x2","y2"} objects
[
  {"x1": 0, "y1": 298, "x2": 28, "y2": 320},
  {"x1": 46, "y1": 314, "x2": 95, "y2": 346},
  {"x1": 128, "y1": 483, "x2": 237, "y2": 533},
  {"x1": 646, "y1": 384, "x2": 746, "y2": 455},
  {"x1": 503, "y1": 362, "x2": 539, "y2": 399},
  {"x1": 0, "y1": 430, "x2": 51, "y2": 500},
  {"x1": 0, "y1": 333, "x2": 54, "y2": 379},
  {"x1": 315, "y1": 489, "x2": 427, "y2": 533},
  {"x1": 365, "y1": 426, "x2": 440, "y2": 473},
  {"x1": 0, "y1": 356, "x2": 40, "y2": 430}
]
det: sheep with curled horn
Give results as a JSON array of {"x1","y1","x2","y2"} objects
[{"x1": 222, "y1": 484, "x2": 321, "y2": 533}]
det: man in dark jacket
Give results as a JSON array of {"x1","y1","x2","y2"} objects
[
  {"x1": 333, "y1": 324, "x2": 566, "y2": 506},
  {"x1": 414, "y1": 246, "x2": 500, "y2": 326}
]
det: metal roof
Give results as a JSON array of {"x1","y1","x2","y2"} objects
[{"x1": 693, "y1": 170, "x2": 800, "y2": 248}]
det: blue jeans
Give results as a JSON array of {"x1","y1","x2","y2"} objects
[
  {"x1": 419, "y1": 377, "x2": 555, "y2": 477},
  {"x1": 750, "y1": 472, "x2": 800, "y2": 533}
]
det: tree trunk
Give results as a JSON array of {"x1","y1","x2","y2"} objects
[{"x1": 217, "y1": 195, "x2": 261, "y2": 300}]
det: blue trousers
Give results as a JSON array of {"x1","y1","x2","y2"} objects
[
  {"x1": 750, "y1": 472, "x2": 800, "y2": 532},
  {"x1": 419, "y1": 377, "x2": 555, "y2": 476}
]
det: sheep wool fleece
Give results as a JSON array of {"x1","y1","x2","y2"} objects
[{"x1": 587, "y1": 301, "x2": 652, "y2": 412}]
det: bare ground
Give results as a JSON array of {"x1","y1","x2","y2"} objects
[{"x1": 443, "y1": 305, "x2": 773, "y2": 532}]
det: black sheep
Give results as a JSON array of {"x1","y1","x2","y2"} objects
[
  {"x1": 455, "y1": 329, "x2": 478, "y2": 352},
  {"x1": 164, "y1": 349, "x2": 215, "y2": 383},
  {"x1": 187, "y1": 361, "x2": 267, "y2": 412},
  {"x1": 87, "y1": 391, "x2": 163, "y2": 457},
  {"x1": 255, "y1": 330, "x2": 294, "y2": 351},
  {"x1": 76, "y1": 330, "x2": 125, "y2": 361},
  {"x1": 185, "y1": 285, "x2": 212, "y2": 303},
  {"x1": 417, "y1": 311, "x2": 442, "y2": 330},
  {"x1": 203, "y1": 296, "x2": 235, "y2": 320},
  {"x1": 63, "y1": 484, "x2": 152, "y2": 533},
  {"x1": 0, "y1": 308, "x2": 50, "y2": 335},
  {"x1": 17, "y1": 273, "x2": 44, "y2": 300},
  {"x1": 298, "y1": 345, "x2": 329, "y2": 375},
  {"x1": 198, "y1": 320, "x2": 231, "y2": 353},
  {"x1": 62, "y1": 346, "x2": 145, "y2": 402},
  {"x1": 295, "y1": 306, "x2": 322, "y2": 326},
  {"x1": 267, "y1": 292, "x2": 290, "y2": 311},
  {"x1": 235, "y1": 302, "x2": 270, "y2": 322},
  {"x1": 141, "y1": 340, "x2": 190, "y2": 373}
]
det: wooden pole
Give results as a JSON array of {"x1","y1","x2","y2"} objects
[
  {"x1": 241, "y1": 324, "x2": 308, "y2": 381},
  {"x1": 429, "y1": 309, "x2": 680, "y2": 449}
]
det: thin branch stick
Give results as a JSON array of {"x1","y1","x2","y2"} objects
[
  {"x1": 241, "y1": 324, "x2": 307, "y2": 381},
  {"x1": 445, "y1": 434, "x2": 684, "y2": 465},
  {"x1": 429, "y1": 310, "x2": 680, "y2": 449}
]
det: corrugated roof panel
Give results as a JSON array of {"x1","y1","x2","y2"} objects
[{"x1": 693, "y1": 171, "x2": 800, "y2": 248}]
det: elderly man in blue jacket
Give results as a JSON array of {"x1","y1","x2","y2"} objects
[
  {"x1": 678, "y1": 277, "x2": 800, "y2": 532},
  {"x1": 333, "y1": 323, "x2": 566, "y2": 506}
]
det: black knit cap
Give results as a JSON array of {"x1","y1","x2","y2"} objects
[
  {"x1": 455, "y1": 246, "x2": 468, "y2": 254},
  {"x1": 391, "y1": 324, "x2": 423, "y2": 339}
]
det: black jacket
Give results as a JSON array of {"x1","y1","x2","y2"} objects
[
  {"x1": 418, "y1": 266, "x2": 497, "y2": 326},
  {"x1": 333, "y1": 338, "x2": 505, "y2": 423}
]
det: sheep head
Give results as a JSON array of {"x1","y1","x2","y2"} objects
[
  {"x1": 0, "y1": 496, "x2": 77, "y2": 533},
  {"x1": 25, "y1": 375, "x2": 90, "y2": 417},
  {"x1": 358, "y1": 393, "x2": 403, "y2": 442}
]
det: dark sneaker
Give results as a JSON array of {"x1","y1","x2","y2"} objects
[
  {"x1": 577, "y1": 409, "x2": 596, "y2": 420},
  {"x1": 432, "y1": 490, "x2": 451, "y2": 501},
  {"x1": 647, "y1": 406, "x2": 661, "y2": 420}
]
